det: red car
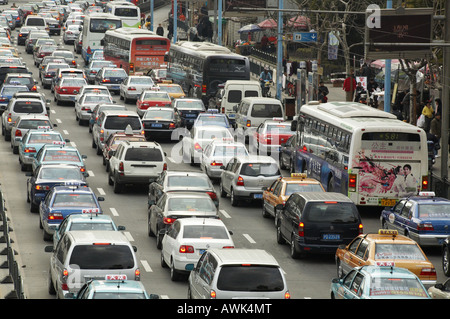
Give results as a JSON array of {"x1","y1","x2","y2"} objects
[
  {"x1": 34, "y1": 45, "x2": 58, "y2": 66},
  {"x1": 136, "y1": 90, "x2": 171, "y2": 117},
  {"x1": 254, "y1": 119, "x2": 295, "y2": 155},
  {"x1": 54, "y1": 77, "x2": 87, "y2": 105}
]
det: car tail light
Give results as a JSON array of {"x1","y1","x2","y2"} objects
[
  {"x1": 48, "y1": 212, "x2": 63, "y2": 220},
  {"x1": 163, "y1": 217, "x2": 176, "y2": 224},
  {"x1": 236, "y1": 176, "x2": 244, "y2": 186},
  {"x1": 420, "y1": 267, "x2": 436, "y2": 277},
  {"x1": 210, "y1": 161, "x2": 222, "y2": 166},
  {"x1": 417, "y1": 223, "x2": 434, "y2": 231},
  {"x1": 31, "y1": 85, "x2": 37, "y2": 91},
  {"x1": 80, "y1": 167, "x2": 86, "y2": 173},
  {"x1": 179, "y1": 245, "x2": 195, "y2": 253},
  {"x1": 348, "y1": 174, "x2": 357, "y2": 192},
  {"x1": 202, "y1": 84, "x2": 206, "y2": 94},
  {"x1": 206, "y1": 191, "x2": 217, "y2": 201},
  {"x1": 422, "y1": 175, "x2": 428, "y2": 190},
  {"x1": 298, "y1": 222, "x2": 304, "y2": 237},
  {"x1": 15, "y1": 130, "x2": 21, "y2": 137},
  {"x1": 210, "y1": 290, "x2": 216, "y2": 299},
  {"x1": 128, "y1": 87, "x2": 136, "y2": 91},
  {"x1": 221, "y1": 107, "x2": 225, "y2": 113},
  {"x1": 246, "y1": 120, "x2": 251, "y2": 127},
  {"x1": 7, "y1": 114, "x2": 11, "y2": 122},
  {"x1": 169, "y1": 122, "x2": 175, "y2": 129},
  {"x1": 135, "y1": 268, "x2": 140, "y2": 280},
  {"x1": 61, "y1": 268, "x2": 69, "y2": 291},
  {"x1": 284, "y1": 291, "x2": 291, "y2": 299},
  {"x1": 90, "y1": 70, "x2": 97, "y2": 74},
  {"x1": 24, "y1": 147, "x2": 36, "y2": 153},
  {"x1": 358, "y1": 223, "x2": 363, "y2": 234},
  {"x1": 194, "y1": 143, "x2": 202, "y2": 151},
  {"x1": 72, "y1": 60, "x2": 76, "y2": 65},
  {"x1": 222, "y1": 246, "x2": 234, "y2": 249},
  {"x1": 102, "y1": 79, "x2": 111, "y2": 83},
  {"x1": 35, "y1": 185, "x2": 50, "y2": 191},
  {"x1": 118, "y1": 161, "x2": 124, "y2": 173}
]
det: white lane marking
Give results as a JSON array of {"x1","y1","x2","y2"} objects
[
  {"x1": 88, "y1": 170, "x2": 94, "y2": 177},
  {"x1": 243, "y1": 234, "x2": 256, "y2": 244},
  {"x1": 56, "y1": 118, "x2": 62, "y2": 123},
  {"x1": 110, "y1": 207, "x2": 119, "y2": 216},
  {"x1": 70, "y1": 141, "x2": 76, "y2": 147},
  {"x1": 167, "y1": 156, "x2": 174, "y2": 163},
  {"x1": 160, "y1": 295, "x2": 170, "y2": 299},
  {"x1": 124, "y1": 231, "x2": 134, "y2": 242},
  {"x1": 219, "y1": 209, "x2": 231, "y2": 218},
  {"x1": 63, "y1": 130, "x2": 69, "y2": 135},
  {"x1": 141, "y1": 260, "x2": 152, "y2": 272},
  {"x1": 97, "y1": 187, "x2": 105, "y2": 195},
  {"x1": 51, "y1": 109, "x2": 56, "y2": 114}
]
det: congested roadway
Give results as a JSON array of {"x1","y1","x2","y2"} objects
[{"x1": 0, "y1": 1, "x2": 447, "y2": 300}]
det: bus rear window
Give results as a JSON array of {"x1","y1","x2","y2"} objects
[
  {"x1": 208, "y1": 58, "x2": 246, "y2": 73},
  {"x1": 115, "y1": 7, "x2": 138, "y2": 17},
  {"x1": 362, "y1": 132, "x2": 420, "y2": 142}
]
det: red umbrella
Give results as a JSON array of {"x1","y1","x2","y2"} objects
[
  {"x1": 287, "y1": 15, "x2": 310, "y2": 28},
  {"x1": 257, "y1": 18, "x2": 277, "y2": 29}
]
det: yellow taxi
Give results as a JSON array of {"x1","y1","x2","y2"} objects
[
  {"x1": 157, "y1": 83, "x2": 186, "y2": 99},
  {"x1": 262, "y1": 173, "x2": 325, "y2": 223},
  {"x1": 335, "y1": 229, "x2": 437, "y2": 286}
]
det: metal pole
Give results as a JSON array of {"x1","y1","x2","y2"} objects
[
  {"x1": 276, "y1": 0, "x2": 283, "y2": 100},
  {"x1": 384, "y1": 0, "x2": 392, "y2": 113},
  {"x1": 150, "y1": 0, "x2": 154, "y2": 31},
  {"x1": 173, "y1": 0, "x2": 177, "y2": 43},
  {"x1": 440, "y1": 0, "x2": 449, "y2": 180},
  {"x1": 218, "y1": 0, "x2": 222, "y2": 45}
]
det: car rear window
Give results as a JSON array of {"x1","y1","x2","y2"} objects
[
  {"x1": 124, "y1": 147, "x2": 163, "y2": 161},
  {"x1": 69, "y1": 245, "x2": 135, "y2": 269},
  {"x1": 13, "y1": 101, "x2": 44, "y2": 113},
  {"x1": 69, "y1": 222, "x2": 115, "y2": 231},
  {"x1": 285, "y1": 183, "x2": 324, "y2": 196},
  {"x1": 182, "y1": 225, "x2": 229, "y2": 239},
  {"x1": 29, "y1": 133, "x2": 62, "y2": 143},
  {"x1": 167, "y1": 176, "x2": 210, "y2": 188},
  {"x1": 240, "y1": 163, "x2": 280, "y2": 177},
  {"x1": 303, "y1": 202, "x2": 359, "y2": 223},
  {"x1": 250, "y1": 104, "x2": 282, "y2": 118},
  {"x1": 104, "y1": 116, "x2": 141, "y2": 130},
  {"x1": 374, "y1": 243, "x2": 426, "y2": 261},
  {"x1": 27, "y1": 18, "x2": 46, "y2": 26},
  {"x1": 53, "y1": 193, "x2": 96, "y2": 207},
  {"x1": 217, "y1": 265, "x2": 284, "y2": 292},
  {"x1": 168, "y1": 197, "x2": 216, "y2": 212},
  {"x1": 18, "y1": 119, "x2": 51, "y2": 129}
]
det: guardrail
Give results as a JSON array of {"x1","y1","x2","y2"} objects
[
  {"x1": 430, "y1": 172, "x2": 450, "y2": 199},
  {"x1": 0, "y1": 189, "x2": 24, "y2": 299}
]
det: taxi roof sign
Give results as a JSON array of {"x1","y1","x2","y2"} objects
[
  {"x1": 419, "y1": 191, "x2": 435, "y2": 197},
  {"x1": 105, "y1": 274, "x2": 127, "y2": 281},
  {"x1": 291, "y1": 173, "x2": 307, "y2": 179},
  {"x1": 378, "y1": 229, "x2": 398, "y2": 236},
  {"x1": 272, "y1": 117, "x2": 284, "y2": 121}
]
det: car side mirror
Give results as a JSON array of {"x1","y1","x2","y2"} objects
[
  {"x1": 44, "y1": 246, "x2": 54, "y2": 253},
  {"x1": 97, "y1": 196, "x2": 105, "y2": 201}
]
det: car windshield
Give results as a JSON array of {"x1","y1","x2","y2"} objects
[
  {"x1": 240, "y1": 163, "x2": 280, "y2": 177},
  {"x1": 304, "y1": 202, "x2": 359, "y2": 223},
  {"x1": 143, "y1": 109, "x2": 173, "y2": 120},
  {"x1": 69, "y1": 222, "x2": 115, "y2": 231},
  {"x1": 130, "y1": 77, "x2": 154, "y2": 85},
  {"x1": 167, "y1": 198, "x2": 216, "y2": 212},
  {"x1": 142, "y1": 92, "x2": 170, "y2": 101},
  {"x1": 104, "y1": 69, "x2": 127, "y2": 78},
  {"x1": 182, "y1": 225, "x2": 229, "y2": 239},
  {"x1": 213, "y1": 145, "x2": 248, "y2": 157},
  {"x1": 69, "y1": 245, "x2": 134, "y2": 269},
  {"x1": 217, "y1": 266, "x2": 284, "y2": 292},
  {"x1": 18, "y1": 119, "x2": 51, "y2": 129},
  {"x1": 29, "y1": 133, "x2": 62, "y2": 144},
  {"x1": 39, "y1": 167, "x2": 82, "y2": 180},
  {"x1": 418, "y1": 203, "x2": 450, "y2": 219},
  {"x1": 43, "y1": 149, "x2": 80, "y2": 162},
  {"x1": 285, "y1": 183, "x2": 324, "y2": 196},
  {"x1": 52, "y1": 193, "x2": 96, "y2": 207},
  {"x1": 369, "y1": 277, "x2": 428, "y2": 298},
  {"x1": 167, "y1": 176, "x2": 210, "y2": 188},
  {"x1": 176, "y1": 100, "x2": 204, "y2": 110},
  {"x1": 374, "y1": 244, "x2": 426, "y2": 261}
]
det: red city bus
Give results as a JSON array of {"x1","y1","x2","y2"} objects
[{"x1": 103, "y1": 28, "x2": 170, "y2": 75}]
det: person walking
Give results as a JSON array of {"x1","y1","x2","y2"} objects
[
  {"x1": 421, "y1": 100, "x2": 434, "y2": 133},
  {"x1": 156, "y1": 23, "x2": 164, "y2": 37},
  {"x1": 430, "y1": 112, "x2": 441, "y2": 157},
  {"x1": 318, "y1": 81, "x2": 329, "y2": 103},
  {"x1": 343, "y1": 72, "x2": 356, "y2": 102}
]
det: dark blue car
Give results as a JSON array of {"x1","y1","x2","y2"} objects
[
  {"x1": 39, "y1": 185, "x2": 104, "y2": 241},
  {"x1": 380, "y1": 191, "x2": 450, "y2": 247}
]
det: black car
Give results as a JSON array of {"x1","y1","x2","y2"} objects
[
  {"x1": 94, "y1": 67, "x2": 127, "y2": 94},
  {"x1": 0, "y1": 65, "x2": 30, "y2": 85},
  {"x1": 279, "y1": 134, "x2": 297, "y2": 171},
  {"x1": 17, "y1": 26, "x2": 37, "y2": 45},
  {"x1": 142, "y1": 107, "x2": 181, "y2": 140},
  {"x1": 276, "y1": 192, "x2": 362, "y2": 259},
  {"x1": 172, "y1": 98, "x2": 206, "y2": 129},
  {"x1": 46, "y1": 18, "x2": 61, "y2": 36},
  {"x1": 4, "y1": 73, "x2": 37, "y2": 92}
]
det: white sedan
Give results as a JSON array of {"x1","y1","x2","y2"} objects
[
  {"x1": 182, "y1": 125, "x2": 234, "y2": 165},
  {"x1": 75, "y1": 93, "x2": 114, "y2": 125},
  {"x1": 119, "y1": 76, "x2": 155, "y2": 103},
  {"x1": 161, "y1": 218, "x2": 234, "y2": 281}
]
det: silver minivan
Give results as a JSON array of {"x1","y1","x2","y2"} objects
[
  {"x1": 45, "y1": 230, "x2": 140, "y2": 299},
  {"x1": 188, "y1": 248, "x2": 290, "y2": 299},
  {"x1": 219, "y1": 155, "x2": 281, "y2": 206},
  {"x1": 92, "y1": 110, "x2": 143, "y2": 155}
]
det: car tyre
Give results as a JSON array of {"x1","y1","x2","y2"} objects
[
  {"x1": 160, "y1": 250, "x2": 168, "y2": 268},
  {"x1": 230, "y1": 188, "x2": 239, "y2": 207},
  {"x1": 290, "y1": 234, "x2": 302, "y2": 259},
  {"x1": 261, "y1": 202, "x2": 270, "y2": 218},
  {"x1": 276, "y1": 223, "x2": 285, "y2": 244},
  {"x1": 443, "y1": 246, "x2": 450, "y2": 277},
  {"x1": 48, "y1": 271, "x2": 56, "y2": 295},
  {"x1": 113, "y1": 175, "x2": 123, "y2": 193},
  {"x1": 219, "y1": 181, "x2": 227, "y2": 198},
  {"x1": 148, "y1": 212, "x2": 155, "y2": 237},
  {"x1": 336, "y1": 259, "x2": 344, "y2": 279},
  {"x1": 170, "y1": 258, "x2": 182, "y2": 281}
]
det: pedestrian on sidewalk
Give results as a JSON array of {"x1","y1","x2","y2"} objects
[
  {"x1": 343, "y1": 72, "x2": 356, "y2": 102},
  {"x1": 156, "y1": 24, "x2": 164, "y2": 37},
  {"x1": 430, "y1": 112, "x2": 441, "y2": 151},
  {"x1": 318, "y1": 81, "x2": 329, "y2": 103},
  {"x1": 421, "y1": 100, "x2": 434, "y2": 133}
]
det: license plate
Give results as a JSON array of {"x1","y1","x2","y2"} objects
[
  {"x1": 69, "y1": 96, "x2": 76, "y2": 101},
  {"x1": 380, "y1": 199, "x2": 396, "y2": 206},
  {"x1": 323, "y1": 234, "x2": 340, "y2": 240},
  {"x1": 111, "y1": 86, "x2": 119, "y2": 90},
  {"x1": 227, "y1": 113, "x2": 236, "y2": 119},
  {"x1": 151, "y1": 123, "x2": 163, "y2": 128},
  {"x1": 253, "y1": 193, "x2": 263, "y2": 199}
]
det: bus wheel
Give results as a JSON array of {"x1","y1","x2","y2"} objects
[{"x1": 328, "y1": 176, "x2": 335, "y2": 192}]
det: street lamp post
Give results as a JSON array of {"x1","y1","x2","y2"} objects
[{"x1": 276, "y1": 0, "x2": 283, "y2": 100}]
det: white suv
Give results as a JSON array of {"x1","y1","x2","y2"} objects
[{"x1": 108, "y1": 140, "x2": 167, "y2": 193}]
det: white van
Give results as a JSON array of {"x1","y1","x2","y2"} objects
[
  {"x1": 220, "y1": 80, "x2": 261, "y2": 123},
  {"x1": 24, "y1": 15, "x2": 48, "y2": 31},
  {"x1": 234, "y1": 97, "x2": 285, "y2": 140},
  {"x1": 188, "y1": 248, "x2": 290, "y2": 299}
]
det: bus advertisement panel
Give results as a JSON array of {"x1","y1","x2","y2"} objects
[
  {"x1": 103, "y1": 29, "x2": 170, "y2": 75},
  {"x1": 293, "y1": 101, "x2": 428, "y2": 208},
  {"x1": 82, "y1": 13, "x2": 122, "y2": 64}
]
